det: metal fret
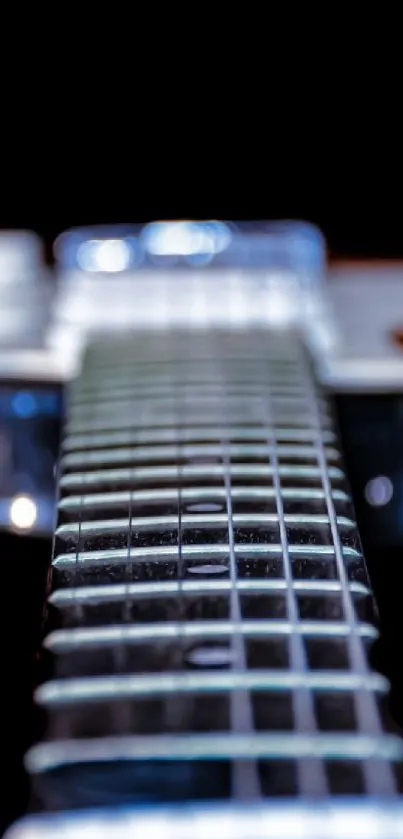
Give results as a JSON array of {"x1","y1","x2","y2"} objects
[
  {"x1": 9, "y1": 802, "x2": 403, "y2": 839},
  {"x1": 63, "y1": 425, "x2": 337, "y2": 448},
  {"x1": 44, "y1": 622, "x2": 378, "y2": 650},
  {"x1": 61, "y1": 443, "x2": 339, "y2": 468},
  {"x1": 49, "y1": 578, "x2": 371, "y2": 602},
  {"x1": 58, "y1": 486, "x2": 350, "y2": 518}
]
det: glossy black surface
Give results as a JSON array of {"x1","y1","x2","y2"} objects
[
  {"x1": 0, "y1": 534, "x2": 50, "y2": 836},
  {"x1": 336, "y1": 395, "x2": 403, "y2": 737}
]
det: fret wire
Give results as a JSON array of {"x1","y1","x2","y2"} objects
[
  {"x1": 53, "y1": 543, "x2": 362, "y2": 570},
  {"x1": 44, "y1": 621, "x2": 379, "y2": 650},
  {"x1": 58, "y1": 486, "x2": 350, "y2": 513},
  {"x1": 36, "y1": 670, "x2": 390, "y2": 704},
  {"x1": 55, "y1": 515, "x2": 355, "y2": 542},
  {"x1": 63, "y1": 426, "x2": 337, "y2": 447},
  {"x1": 60, "y1": 443, "x2": 339, "y2": 469},
  {"x1": 27, "y1": 730, "x2": 403, "y2": 765},
  {"x1": 49, "y1": 578, "x2": 371, "y2": 603},
  {"x1": 10, "y1": 802, "x2": 403, "y2": 839}
]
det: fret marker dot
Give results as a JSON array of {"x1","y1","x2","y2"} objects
[
  {"x1": 186, "y1": 646, "x2": 234, "y2": 667},
  {"x1": 186, "y1": 503, "x2": 224, "y2": 513},
  {"x1": 188, "y1": 564, "x2": 228, "y2": 575}
]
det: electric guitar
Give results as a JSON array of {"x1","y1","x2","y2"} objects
[{"x1": 5, "y1": 221, "x2": 403, "y2": 838}]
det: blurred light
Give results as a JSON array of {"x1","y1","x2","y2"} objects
[
  {"x1": 365, "y1": 476, "x2": 393, "y2": 507},
  {"x1": 6, "y1": 802, "x2": 403, "y2": 839},
  {"x1": 77, "y1": 239, "x2": 132, "y2": 272},
  {"x1": 142, "y1": 221, "x2": 232, "y2": 257},
  {"x1": 12, "y1": 391, "x2": 37, "y2": 418},
  {"x1": 0, "y1": 231, "x2": 43, "y2": 278},
  {"x1": 9, "y1": 494, "x2": 38, "y2": 530}
]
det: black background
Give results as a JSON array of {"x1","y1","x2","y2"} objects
[{"x1": 0, "y1": 158, "x2": 402, "y2": 260}]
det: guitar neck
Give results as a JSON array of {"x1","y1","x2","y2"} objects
[{"x1": 9, "y1": 327, "x2": 403, "y2": 837}]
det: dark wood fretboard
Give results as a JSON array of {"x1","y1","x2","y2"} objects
[{"x1": 8, "y1": 328, "x2": 403, "y2": 838}]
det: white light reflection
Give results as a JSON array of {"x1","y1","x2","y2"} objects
[
  {"x1": 0, "y1": 231, "x2": 43, "y2": 278},
  {"x1": 5, "y1": 802, "x2": 403, "y2": 839},
  {"x1": 142, "y1": 221, "x2": 232, "y2": 257},
  {"x1": 77, "y1": 239, "x2": 132, "y2": 272},
  {"x1": 9, "y1": 494, "x2": 38, "y2": 530},
  {"x1": 364, "y1": 476, "x2": 393, "y2": 507}
]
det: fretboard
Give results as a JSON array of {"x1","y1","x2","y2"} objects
[{"x1": 9, "y1": 328, "x2": 403, "y2": 838}]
